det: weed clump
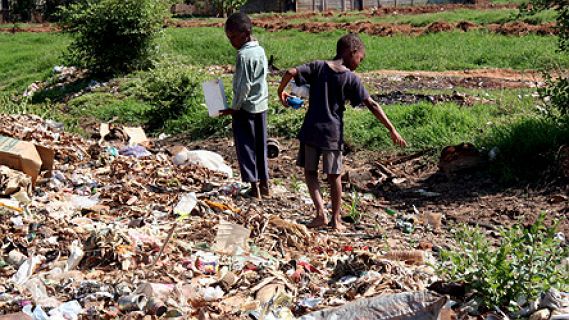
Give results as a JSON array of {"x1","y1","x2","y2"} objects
[{"x1": 437, "y1": 213, "x2": 569, "y2": 313}]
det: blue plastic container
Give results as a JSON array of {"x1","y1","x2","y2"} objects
[{"x1": 287, "y1": 96, "x2": 304, "y2": 109}]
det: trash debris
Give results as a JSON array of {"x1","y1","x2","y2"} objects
[
  {"x1": 300, "y1": 291, "x2": 447, "y2": 320},
  {"x1": 212, "y1": 220, "x2": 251, "y2": 254},
  {"x1": 267, "y1": 138, "x2": 281, "y2": 159},
  {"x1": 0, "y1": 135, "x2": 54, "y2": 184},
  {"x1": 0, "y1": 165, "x2": 32, "y2": 196},
  {"x1": 173, "y1": 148, "x2": 233, "y2": 177},
  {"x1": 173, "y1": 192, "x2": 198, "y2": 217},
  {"x1": 438, "y1": 143, "x2": 485, "y2": 175},
  {"x1": 119, "y1": 145, "x2": 152, "y2": 158},
  {"x1": 0, "y1": 113, "x2": 498, "y2": 319}
]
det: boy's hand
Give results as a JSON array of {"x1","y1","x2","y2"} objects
[
  {"x1": 279, "y1": 91, "x2": 291, "y2": 107},
  {"x1": 219, "y1": 109, "x2": 235, "y2": 116},
  {"x1": 390, "y1": 130, "x2": 407, "y2": 147}
]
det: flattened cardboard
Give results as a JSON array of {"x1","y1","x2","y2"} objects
[
  {"x1": 123, "y1": 127, "x2": 148, "y2": 146},
  {"x1": 0, "y1": 135, "x2": 54, "y2": 185}
]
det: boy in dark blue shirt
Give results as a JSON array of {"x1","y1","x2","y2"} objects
[{"x1": 277, "y1": 33, "x2": 407, "y2": 230}]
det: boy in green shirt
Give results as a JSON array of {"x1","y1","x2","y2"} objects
[{"x1": 222, "y1": 13, "x2": 270, "y2": 199}]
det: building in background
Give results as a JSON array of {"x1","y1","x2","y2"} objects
[{"x1": 240, "y1": 0, "x2": 478, "y2": 12}]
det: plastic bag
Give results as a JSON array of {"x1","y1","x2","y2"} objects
[
  {"x1": 300, "y1": 291, "x2": 447, "y2": 320},
  {"x1": 173, "y1": 149, "x2": 232, "y2": 177}
]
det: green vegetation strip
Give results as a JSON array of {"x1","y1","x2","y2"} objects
[
  {"x1": 287, "y1": 8, "x2": 556, "y2": 26},
  {"x1": 1, "y1": 28, "x2": 567, "y2": 92},
  {"x1": 168, "y1": 28, "x2": 569, "y2": 71},
  {"x1": 0, "y1": 33, "x2": 70, "y2": 92}
]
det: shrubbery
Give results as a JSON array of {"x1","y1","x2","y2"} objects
[
  {"x1": 438, "y1": 214, "x2": 569, "y2": 313},
  {"x1": 526, "y1": 0, "x2": 569, "y2": 119},
  {"x1": 59, "y1": 0, "x2": 168, "y2": 76},
  {"x1": 124, "y1": 61, "x2": 229, "y2": 134}
]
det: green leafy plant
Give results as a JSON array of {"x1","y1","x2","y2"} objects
[
  {"x1": 524, "y1": 0, "x2": 569, "y2": 120},
  {"x1": 124, "y1": 61, "x2": 202, "y2": 130},
  {"x1": 540, "y1": 74, "x2": 569, "y2": 118},
  {"x1": 290, "y1": 174, "x2": 303, "y2": 193},
  {"x1": 59, "y1": 0, "x2": 168, "y2": 76},
  {"x1": 212, "y1": 0, "x2": 247, "y2": 17},
  {"x1": 343, "y1": 191, "x2": 363, "y2": 223},
  {"x1": 438, "y1": 213, "x2": 569, "y2": 312}
]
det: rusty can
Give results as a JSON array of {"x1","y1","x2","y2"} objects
[
  {"x1": 117, "y1": 294, "x2": 147, "y2": 312},
  {"x1": 146, "y1": 298, "x2": 167, "y2": 316},
  {"x1": 267, "y1": 138, "x2": 280, "y2": 159}
]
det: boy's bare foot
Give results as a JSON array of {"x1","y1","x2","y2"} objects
[
  {"x1": 247, "y1": 182, "x2": 262, "y2": 200},
  {"x1": 329, "y1": 219, "x2": 346, "y2": 231},
  {"x1": 307, "y1": 215, "x2": 329, "y2": 228},
  {"x1": 260, "y1": 180, "x2": 271, "y2": 197}
]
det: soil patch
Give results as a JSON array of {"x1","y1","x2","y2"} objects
[
  {"x1": 160, "y1": 137, "x2": 569, "y2": 240},
  {"x1": 170, "y1": 19, "x2": 557, "y2": 37},
  {"x1": 370, "y1": 90, "x2": 492, "y2": 106},
  {"x1": 361, "y1": 68, "x2": 547, "y2": 91}
]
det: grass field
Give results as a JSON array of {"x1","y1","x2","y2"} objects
[
  {"x1": 168, "y1": 28, "x2": 569, "y2": 71},
  {"x1": 286, "y1": 8, "x2": 556, "y2": 26},
  {"x1": 0, "y1": 32, "x2": 69, "y2": 92},
  {"x1": 0, "y1": 17, "x2": 566, "y2": 177},
  {"x1": 2, "y1": 28, "x2": 566, "y2": 93}
]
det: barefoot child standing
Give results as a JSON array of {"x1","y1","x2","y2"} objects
[
  {"x1": 221, "y1": 13, "x2": 270, "y2": 199},
  {"x1": 277, "y1": 33, "x2": 407, "y2": 230}
]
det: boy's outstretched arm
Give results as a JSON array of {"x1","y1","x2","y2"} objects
[
  {"x1": 277, "y1": 68, "x2": 298, "y2": 107},
  {"x1": 363, "y1": 97, "x2": 408, "y2": 147}
]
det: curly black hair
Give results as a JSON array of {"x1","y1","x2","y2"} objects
[
  {"x1": 334, "y1": 33, "x2": 365, "y2": 60},
  {"x1": 225, "y1": 12, "x2": 252, "y2": 34}
]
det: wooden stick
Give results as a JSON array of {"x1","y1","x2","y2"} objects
[{"x1": 151, "y1": 222, "x2": 178, "y2": 268}]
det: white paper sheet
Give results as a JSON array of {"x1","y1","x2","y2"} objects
[{"x1": 202, "y1": 79, "x2": 229, "y2": 117}]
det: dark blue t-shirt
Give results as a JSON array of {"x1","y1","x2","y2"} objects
[{"x1": 294, "y1": 60, "x2": 370, "y2": 150}]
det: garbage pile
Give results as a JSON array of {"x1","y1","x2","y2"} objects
[{"x1": 0, "y1": 114, "x2": 448, "y2": 319}]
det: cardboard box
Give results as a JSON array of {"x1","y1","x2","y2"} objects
[{"x1": 0, "y1": 135, "x2": 54, "y2": 185}]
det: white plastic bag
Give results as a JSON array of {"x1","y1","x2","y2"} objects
[
  {"x1": 173, "y1": 192, "x2": 198, "y2": 217},
  {"x1": 173, "y1": 149, "x2": 232, "y2": 177}
]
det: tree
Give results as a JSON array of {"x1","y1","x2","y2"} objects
[
  {"x1": 213, "y1": 0, "x2": 247, "y2": 17},
  {"x1": 59, "y1": 0, "x2": 169, "y2": 76},
  {"x1": 526, "y1": 0, "x2": 569, "y2": 117},
  {"x1": 8, "y1": 0, "x2": 35, "y2": 21}
]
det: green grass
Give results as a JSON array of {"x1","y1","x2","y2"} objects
[
  {"x1": 288, "y1": 9, "x2": 556, "y2": 26},
  {"x1": 0, "y1": 32, "x2": 70, "y2": 92},
  {"x1": 269, "y1": 87, "x2": 539, "y2": 151},
  {"x1": 482, "y1": 116, "x2": 569, "y2": 180},
  {"x1": 167, "y1": 27, "x2": 569, "y2": 71},
  {"x1": 1, "y1": 27, "x2": 566, "y2": 94}
]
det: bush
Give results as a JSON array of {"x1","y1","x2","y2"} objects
[
  {"x1": 483, "y1": 116, "x2": 569, "y2": 181},
  {"x1": 60, "y1": 0, "x2": 168, "y2": 76},
  {"x1": 540, "y1": 75, "x2": 569, "y2": 118},
  {"x1": 525, "y1": 0, "x2": 569, "y2": 120},
  {"x1": 438, "y1": 214, "x2": 569, "y2": 313},
  {"x1": 7, "y1": 0, "x2": 36, "y2": 22},
  {"x1": 124, "y1": 61, "x2": 229, "y2": 133}
]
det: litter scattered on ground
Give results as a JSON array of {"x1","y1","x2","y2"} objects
[{"x1": 0, "y1": 113, "x2": 567, "y2": 319}]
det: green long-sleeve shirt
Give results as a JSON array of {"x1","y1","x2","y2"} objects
[{"x1": 231, "y1": 41, "x2": 269, "y2": 113}]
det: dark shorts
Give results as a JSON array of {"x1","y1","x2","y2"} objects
[{"x1": 297, "y1": 143, "x2": 342, "y2": 175}]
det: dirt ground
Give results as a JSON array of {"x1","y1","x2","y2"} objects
[
  {"x1": 165, "y1": 137, "x2": 569, "y2": 248},
  {"x1": 360, "y1": 68, "x2": 547, "y2": 92}
]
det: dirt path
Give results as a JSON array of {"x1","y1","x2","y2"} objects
[
  {"x1": 361, "y1": 68, "x2": 548, "y2": 91},
  {"x1": 0, "y1": 24, "x2": 59, "y2": 33},
  {"x1": 170, "y1": 19, "x2": 556, "y2": 37},
  {"x1": 171, "y1": 138, "x2": 569, "y2": 243}
]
